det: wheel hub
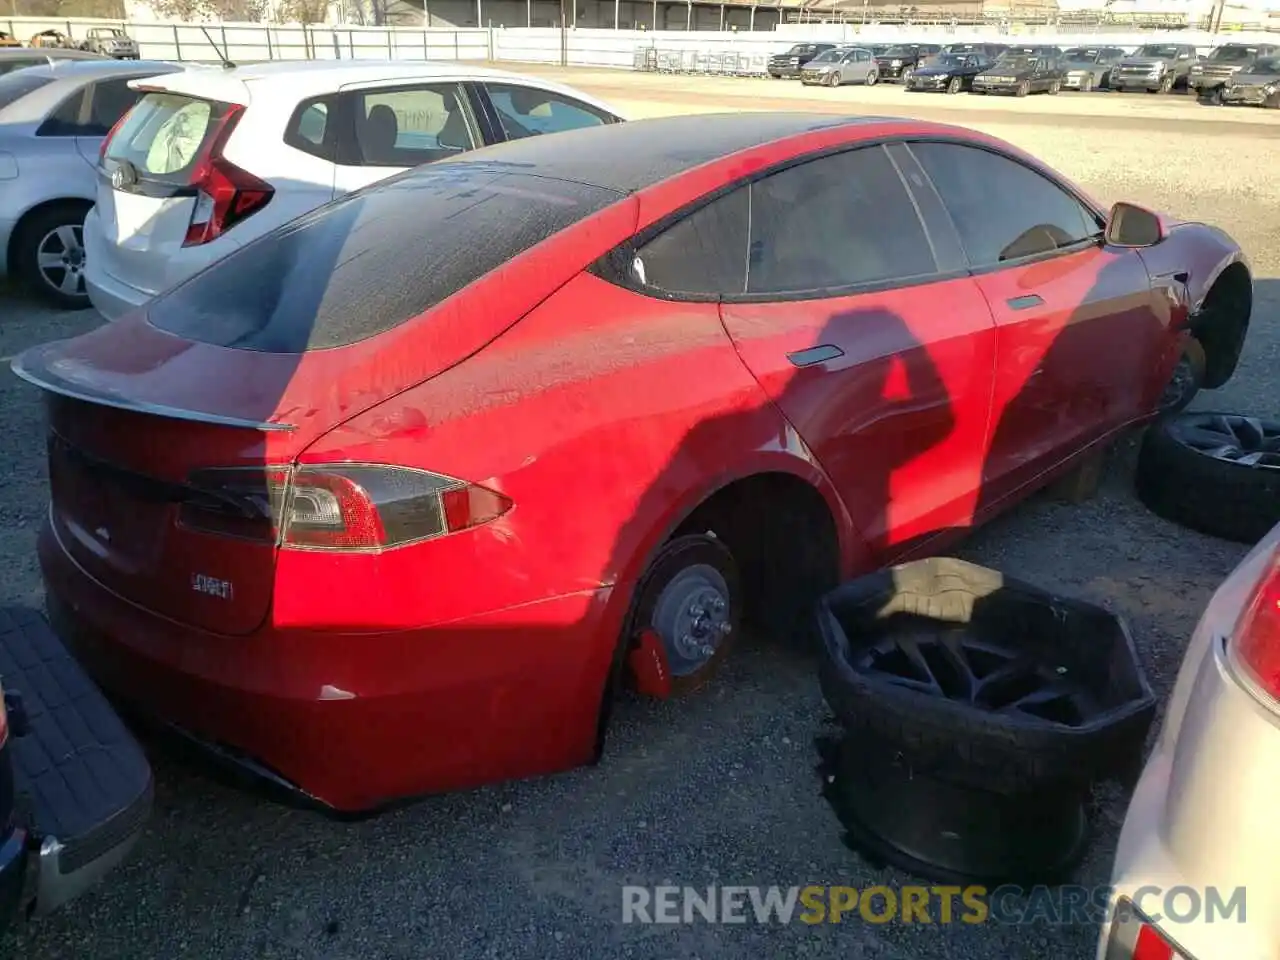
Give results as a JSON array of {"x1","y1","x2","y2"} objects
[
  {"x1": 1169, "y1": 413, "x2": 1280, "y2": 470},
  {"x1": 37, "y1": 223, "x2": 86, "y2": 297},
  {"x1": 650, "y1": 564, "x2": 732, "y2": 676}
]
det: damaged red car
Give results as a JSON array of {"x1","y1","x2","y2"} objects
[{"x1": 15, "y1": 114, "x2": 1252, "y2": 812}]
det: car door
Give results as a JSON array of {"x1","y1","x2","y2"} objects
[
  {"x1": 707, "y1": 144, "x2": 997, "y2": 557},
  {"x1": 480, "y1": 81, "x2": 619, "y2": 141},
  {"x1": 907, "y1": 140, "x2": 1164, "y2": 506},
  {"x1": 330, "y1": 80, "x2": 481, "y2": 197}
]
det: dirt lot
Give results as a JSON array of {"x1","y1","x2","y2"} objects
[{"x1": 1, "y1": 73, "x2": 1277, "y2": 960}]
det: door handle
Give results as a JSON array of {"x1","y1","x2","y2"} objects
[
  {"x1": 1007, "y1": 294, "x2": 1044, "y2": 310},
  {"x1": 788, "y1": 344, "x2": 845, "y2": 368}
]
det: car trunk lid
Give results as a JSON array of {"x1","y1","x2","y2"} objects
[
  {"x1": 95, "y1": 88, "x2": 250, "y2": 296},
  {"x1": 19, "y1": 162, "x2": 633, "y2": 635}
]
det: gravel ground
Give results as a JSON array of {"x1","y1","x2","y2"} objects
[{"x1": 1, "y1": 81, "x2": 1277, "y2": 960}]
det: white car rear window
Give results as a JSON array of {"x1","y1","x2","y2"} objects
[{"x1": 105, "y1": 92, "x2": 225, "y2": 180}]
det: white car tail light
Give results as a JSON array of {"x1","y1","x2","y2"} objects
[
  {"x1": 182, "y1": 104, "x2": 273, "y2": 247},
  {"x1": 1232, "y1": 551, "x2": 1280, "y2": 701}
]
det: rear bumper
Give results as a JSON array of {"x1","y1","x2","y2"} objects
[
  {"x1": 0, "y1": 217, "x2": 16, "y2": 281},
  {"x1": 39, "y1": 519, "x2": 619, "y2": 812},
  {"x1": 83, "y1": 208, "x2": 243, "y2": 321}
]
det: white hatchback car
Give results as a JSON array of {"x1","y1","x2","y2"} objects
[
  {"x1": 1100, "y1": 521, "x2": 1280, "y2": 960},
  {"x1": 83, "y1": 60, "x2": 623, "y2": 320}
]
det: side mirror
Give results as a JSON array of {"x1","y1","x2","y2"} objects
[{"x1": 1104, "y1": 201, "x2": 1166, "y2": 248}]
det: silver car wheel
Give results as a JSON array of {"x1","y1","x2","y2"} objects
[{"x1": 36, "y1": 223, "x2": 86, "y2": 298}]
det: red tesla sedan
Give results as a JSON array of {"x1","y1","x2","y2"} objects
[{"x1": 15, "y1": 113, "x2": 1252, "y2": 812}]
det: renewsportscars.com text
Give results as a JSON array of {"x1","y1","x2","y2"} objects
[{"x1": 621, "y1": 885, "x2": 1246, "y2": 926}]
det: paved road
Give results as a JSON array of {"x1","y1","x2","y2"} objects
[{"x1": 0, "y1": 78, "x2": 1275, "y2": 960}]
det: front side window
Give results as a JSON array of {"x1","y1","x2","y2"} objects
[
  {"x1": 910, "y1": 142, "x2": 1099, "y2": 267},
  {"x1": 486, "y1": 83, "x2": 615, "y2": 140},
  {"x1": 352, "y1": 83, "x2": 476, "y2": 167},
  {"x1": 629, "y1": 145, "x2": 937, "y2": 299}
]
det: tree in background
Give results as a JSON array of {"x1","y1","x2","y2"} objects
[
  {"x1": 11, "y1": 0, "x2": 126, "y2": 15},
  {"x1": 147, "y1": 0, "x2": 268, "y2": 20},
  {"x1": 276, "y1": 0, "x2": 327, "y2": 23}
]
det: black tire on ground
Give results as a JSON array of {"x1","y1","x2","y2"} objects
[
  {"x1": 900, "y1": 67, "x2": 913, "y2": 85},
  {"x1": 947, "y1": 76, "x2": 961, "y2": 94},
  {"x1": 11, "y1": 202, "x2": 93, "y2": 309},
  {"x1": 1080, "y1": 75, "x2": 1093, "y2": 92},
  {"x1": 1015, "y1": 80, "x2": 1030, "y2": 97},
  {"x1": 816, "y1": 557, "x2": 1156, "y2": 796},
  {"x1": 827, "y1": 70, "x2": 840, "y2": 87},
  {"x1": 1135, "y1": 412, "x2": 1280, "y2": 544}
]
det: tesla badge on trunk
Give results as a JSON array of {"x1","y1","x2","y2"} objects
[{"x1": 192, "y1": 573, "x2": 233, "y2": 600}]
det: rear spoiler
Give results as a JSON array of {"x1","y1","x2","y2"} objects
[{"x1": 10, "y1": 349, "x2": 295, "y2": 433}]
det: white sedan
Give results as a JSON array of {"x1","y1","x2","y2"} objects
[
  {"x1": 83, "y1": 60, "x2": 623, "y2": 321},
  {"x1": 1100, "y1": 522, "x2": 1280, "y2": 960}
]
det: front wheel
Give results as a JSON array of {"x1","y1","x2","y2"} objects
[
  {"x1": 947, "y1": 76, "x2": 961, "y2": 94},
  {"x1": 1048, "y1": 79, "x2": 1061, "y2": 95},
  {"x1": 827, "y1": 70, "x2": 841, "y2": 88},
  {"x1": 1079, "y1": 75, "x2": 1093, "y2": 93},
  {"x1": 1015, "y1": 80, "x2": 1030, "y2": 97},
  {"x1": 1154, "y1": 75, "x2": 1173, "y2": 94},
  {"x1": 865, "y1": 69, "x2": 878, "y2": 86},
  {"x1": 900, "y1": 66, "x2": 913, "y2": 85},
  {"x1": 12, "y1": 202, "x2": 93, "y2": 309},
  {"x1": 624, "y1": 534, "x2": 742, "y2": 698}
]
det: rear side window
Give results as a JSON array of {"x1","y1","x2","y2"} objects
[
  {"x1": 0, "y1": 72, "x2": 54, "y2": 108},
  {"x1": 350, "y1": 83, "x2": 476, "y2": 167},
  {"x1": 105, "y1": 92, "x2": 233, "y2": 181},
  {"x1": 147, "y1": 166, "x2": 620, "y2": 353},
  {"x1": 284, "y1": 96, "x2": 334, "y2": 158}
]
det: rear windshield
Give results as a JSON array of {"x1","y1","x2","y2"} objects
[
  {"x1": 148, "y1": 165, "x2": 619, "y2": 353},
  {"x1": 0, "y1": 72, "x2": 55, "y2": 106},
  {"x1": 105, "y1": 91, "x2": 234, "y2": 181},
  {"x1": 1210, "y1": 46, "x2": 1257, "y2": 61}
]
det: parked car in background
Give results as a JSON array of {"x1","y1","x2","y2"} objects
[
  {"x1": 1059, "y1": 45, "x2": 1127, "y2": 91},
  {"x1": 0, "y1": 59, "x2": 185, "y2": 307},
  {"x1": 0, "y1": 47, "x2": 108, "y2": 75},
  {"x1": 28, "y1": 29, "x2": 76, "y2": 49},
  {"x1": 999, "y1": 44, "x2": 1063, "y2": 62},
  {"x1": 84, "y1": 61, "x2": 623, "y2": 321},
  {"x1": 1189, "y1": 41, "x2": 1280, "y2": 99},
  {"x1": 800, "y1": 46, "x2": 880, "y2": 87},
  {"x1": 940, "y1": 41, "x2": 1007, "y2": 59},
  {"x1": 767, "y1": 42, "x2": 837, "y2": 78},
  {"x1": 19, "y1": 112, "x2": 1250, "y2": 812},
  {"x1": 1099, "y1": 521, "x2": 1279, "y2": 960},
  {"x1": 873, "y1": 42, "x2": 943, "y2": 84},
  {"x1": 79, "y1": 27, "x2": 139, "y2": 59},
  {"x1": 1220, "y1": 53, "x2": 1280, "y2": 107},
  {"x1": 0, "y1": 31, "x2": 22, "y2": 49},
  {"x1": 906, "y1": 52, "x2": 993, "y2": 93},
  {"x1": 972, "y1": 54, "x2": 1065, "y2": 96},
  {"x1": 1110, "y1": 42, "x2": 1199, "y2": 92}
]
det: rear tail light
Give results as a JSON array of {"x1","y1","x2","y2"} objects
[
  {"x1": 178, "y1": 464, "x2": 512, "y2": 552},
  {"x1": 1103, "y1": 901, "x2": 1191, "y2": 960},
  {"x1": 1232, "y1": 552, "x2": 1280, "y2": 700},
  {"x1": 182, "y1": 103, "x2": 273, "y2": 248}
]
